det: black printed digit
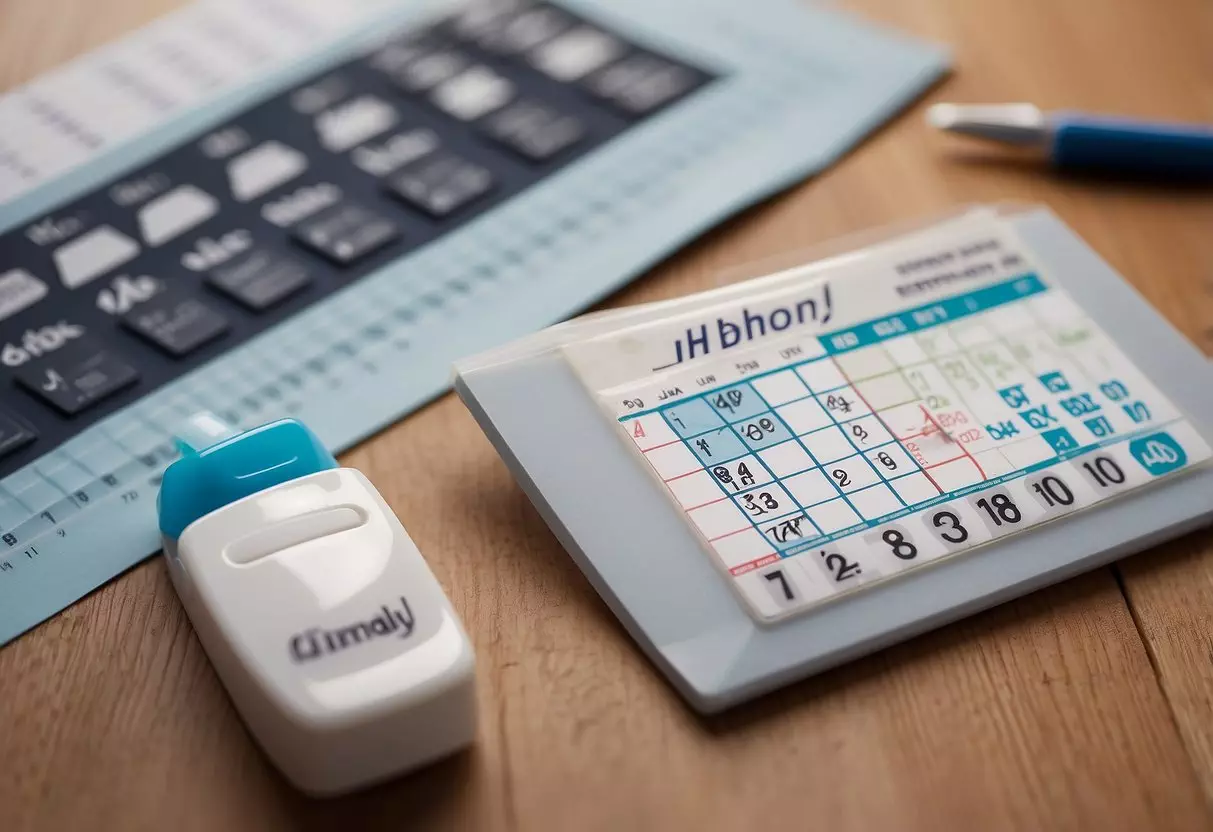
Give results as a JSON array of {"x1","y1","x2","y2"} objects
[
  {"x1": 765, "y1": 569, "x2": 795, "y2": 601},
  {"x1": 744, "y1": 418, "x2": 776, "y2": 442},
  {"x1": 737, "y1": 462, "x2": 755, "y2": 487},
  {"x1": 820, "y1": 550, "x2": 862, "y2": 582},
  {"x1": 712, "y1": 465, "x2": 737, "y2": 491},
  {"x1": 876, "y1": 451, "x2": 897, "y2": 472},
  {"x1": 743, "y1": 492, "x2": 779, "y2": 516},
  {"x1": 714, "y1": 390, "x2": 744, "y2": 414},
  {"x1": 932, "y1": 510, "x2": 969, "y2": 544},
  {"x1": 882, "y1": 529, "x2": 918, "y2": 560},
  {"x1": 1032, "y1": 475, "x2": 1075, "y2": 507},
  {"x1": 826, "y1": 394, "x2": 853, "y2": 414},
  {"x1": 1082, "y1": 456, "x2": 1126, "y2": 488},
  {"x1": 976, "y1": 493, "x2": 1022, "y2": 526},
  {"x1": 765, "y1": 517, "x2": 807, "y2": 544}
]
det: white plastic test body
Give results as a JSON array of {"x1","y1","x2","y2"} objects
[{"x1": 158, "y1": 419, "x2": 476, "y2": 796}]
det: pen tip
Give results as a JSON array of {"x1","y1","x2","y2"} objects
[
  {"x1": 923, "y1": 103, "x2": 1047, "y2": 145},
  {"x1": 926, "y1": 103, "x2": 960, "y2": 130}
]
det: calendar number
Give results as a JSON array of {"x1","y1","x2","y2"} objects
[
  {"x1": 1081, "y1": 455, "x2": 1126, "y2": 489},
  {"x1": 976, "y1": 493, "x2": 1022, "y2": 526},
  {"x1": 831, "y1": 468, "x2": 851, "y2": 488},
  {"x1": 824, "y1": 394, "x2": 854, "y2": 415},
  {"x1": 1123, "y1": 401, "x2": 1151, "y2": 424},
  {"x1": 1031, "y1": 475, "x2": 1075, "y2": 508},
  {"x1": 712, "y1": 390, "x2": 746, "y2": 414},
  {"x1": 875, "y1": 451, "x2": 898, "y2": 472},
  {"x1": 713, "y1": 462, "x2": 756, "y2": 492},
  {"x1": 819, "y1": 550, "x2": 862, "y2": 582},
  {"x1": 764, "y1": 569, "x2": 795, "y2": 601},
  {"x1": 932, "y1": 510, "x2": 969, "y2": 544},
  {"x1": 882, "y1": 529, "x2": 918, "y2": 561},
  {"x1": 743, "y1": 418, "x2": 777, "y2": 441},
  {"x1": 742, "y1": 491, "x2": 781, "y2": 516},
  {"x1": 765, "y1": 516, "x2": 810, "y2": 544}
]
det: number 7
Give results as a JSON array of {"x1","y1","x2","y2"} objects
[{"x1": 764, "y1": 569, "x2": 795, "y2": 601}]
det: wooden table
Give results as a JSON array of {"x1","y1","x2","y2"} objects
[{"x1": 3, "y1": 0, "x2": 1213, "y2": 829}]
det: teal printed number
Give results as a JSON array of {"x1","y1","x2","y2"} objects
[
  {"x1": 1100, "y1": 380, "x2": 1130, "y2": 402},
  {"x1": 1123, "y1": 401, "x2": 1152, "y2": 424},
  {"x1": 1021, "y1": 405, "x2": 1058, "y2": 430},
  {"x1": 986, "y1": 420, "x2": 1020, "y2": 440},
  {"x1": 1038, "y1": 372, "x2": 1072, "y2": 393},
  {"x1": 998, "y1": 385, "x2": 1029, "y2": 409},
  {"x1": 1059, "y1": 393, "x2": 1101, "y2": 417},
  {"x1": 1083, "y1": 415, "x2": 1115, "y2": 438},
  {"x1": 1130, "y1": 432, "x2": 1187, "y2": 477},
  {"x1": 1042, "y1": 428, "x2": 1078, "y2": 454}
]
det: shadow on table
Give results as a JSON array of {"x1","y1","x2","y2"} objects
[{"x1": 264, "y1": 745, "x2": 478, "y2": 831}]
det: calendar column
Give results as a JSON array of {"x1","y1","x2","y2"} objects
[
  {"x1": 619, "y1": 393, "x2": 828, "y2": 604},
  {"x1": 824, "y1": 344, "x2": 944, "y2": 508},
  {"x1": 954, "y1": 309, "x2": 1062, "y2": 474},
  {"x1": 618, "y1": 405, "x2": 772, "y2": 576},
  {"x1": 964, "y1": 302, "x2": 1122, "y2": 468}
]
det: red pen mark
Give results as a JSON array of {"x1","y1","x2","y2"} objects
[
  {"x1": 919, "y1": 405, "x2": 987, "y2": 479},
  {"x1": 920, "y1": 413, "x2": 950, "y2": 443}
]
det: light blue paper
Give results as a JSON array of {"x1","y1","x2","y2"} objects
[{"x1": 0, "y1": 0, "x2": 948, "y2": 645}]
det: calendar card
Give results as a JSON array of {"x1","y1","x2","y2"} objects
[{"x1": 566, "y1": 215, "x2": 1212, "y2": 623}]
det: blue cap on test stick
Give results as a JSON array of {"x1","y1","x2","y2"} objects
[{"x1": 158, "y1": 419, "x2": 338, "y2": 541}]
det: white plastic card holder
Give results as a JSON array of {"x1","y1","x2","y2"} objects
[{"x1": 454, "y1": 204, "x2": 1213, "y2": 713}]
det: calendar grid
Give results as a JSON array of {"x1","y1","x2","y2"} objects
[
  {"x1": 751, "y1": 378, "x2": 866, "y2": 530},
  {"x1": 829, "y1": 359, "x2": 941, "y2": 504},
  {"x1": 656, "y1": 409, "x2": 822, "y2": 554},
  {"x1": 613, "y1": 272, "x2": 1212, "y2": 620},
  {"x1": 793, "y1": 368, "x2": 902, "y2": 513}
]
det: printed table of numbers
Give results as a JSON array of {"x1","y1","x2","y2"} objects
[{"x1": 607, "y1": 274, "x2": 1211, "y2": 622}]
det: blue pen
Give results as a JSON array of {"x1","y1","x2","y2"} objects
[{"x1": 928, "y1": 103, "x2": 1213, "y2": 180}]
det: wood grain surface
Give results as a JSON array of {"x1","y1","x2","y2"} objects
[{"x1": 2, "y1": 0, "x2": 1213, "y2": 830}]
